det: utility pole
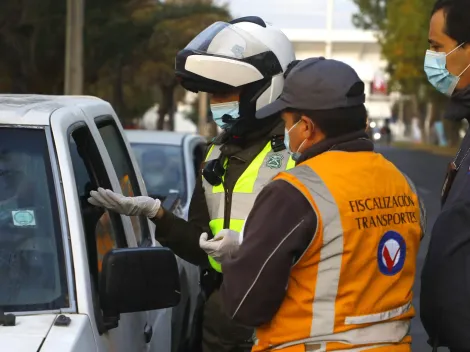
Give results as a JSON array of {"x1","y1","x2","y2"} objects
[
  {"x1": 64, "y1": 0, "x2": 84, "y2": 95},
  {"x1": 198, "y1": 92, "x2": 208, "y2": 137}
]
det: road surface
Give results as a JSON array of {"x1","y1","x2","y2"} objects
[{"x1": 377, "y1": 145, "x2": 451, "y2": 352}]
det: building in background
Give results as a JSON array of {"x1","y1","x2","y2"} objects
[{"x1": 282, "y1": 28, "x2": 394, "y2": 126}]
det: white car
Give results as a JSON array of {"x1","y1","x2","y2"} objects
[
  {"x1": 0, "y1": 95, "x2": 180, "y2": 352},
  {"x1": 125, "y1": 130, "x2": 207, "y2": 352}
]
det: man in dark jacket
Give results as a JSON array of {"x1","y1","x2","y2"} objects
[
  {"x1": 88, "y1": 16, "x2": 296, "y2": 352},
  {"x1": 421, "y1": 0, "x2": 470, "y2": 350}
]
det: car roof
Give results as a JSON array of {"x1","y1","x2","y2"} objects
[
  {"x1": 125, "y1": 130, "x2": 202, "y2": 146},
  {"x1": 0, "y1": 94, "x2": 106, "y2": 126}
]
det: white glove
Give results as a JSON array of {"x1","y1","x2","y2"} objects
[
  {"x1": 199, "y1": 229, "x2": 240, "y2": 263},
  {"x1": 88, "y1": 187, "x2": 161, "y2": 218}
]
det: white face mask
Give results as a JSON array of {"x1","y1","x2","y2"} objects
[
  {"x1": 284, "y1": 120, "x2": 307, "y2": 161},
  {"x1": 210, "y1": 101, "x2": 240, "y2": 129}
]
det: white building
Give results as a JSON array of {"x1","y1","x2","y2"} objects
[{"x1": 282, "y1": 28, "x2": 394, "y2": 121}]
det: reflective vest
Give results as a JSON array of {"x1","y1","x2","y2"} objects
[
  {"x1": 203, "y1": 141, "x2": 296, "y2": 272},
  {"x1": 253, "y1": 151, "x2": 424, "y2": 352},
  {"x1": 96, "y1": 175, "x2": 135, "y2": 272},
  {"x1": 120, "y1": 175, "x2": 142, "y2": 243}
]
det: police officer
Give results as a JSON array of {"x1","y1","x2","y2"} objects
[
  {"x1": 87, "y1": 16, "x2": 296, "y2": 352},
  {"x1": 421, "y1": 1, "x2": 470, "y2": 351},
  {"x1": 212, "y1": 58, "x2": 426, "y2": 352}
]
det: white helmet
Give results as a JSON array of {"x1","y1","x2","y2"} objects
[{"x1": 175, "y1": 16, "x2": 296, "y2": 120}]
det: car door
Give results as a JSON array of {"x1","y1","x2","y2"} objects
[
  {"x1": 51, "y1": 106, "x2": 149, "y2": 352},
  {"x1": 84, "y1": 109, "x2": 171, "y2": 352}
]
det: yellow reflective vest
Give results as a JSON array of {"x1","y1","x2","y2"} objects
[{"x1": 202, "y1": 141, "x2": 296, "y2": 272}]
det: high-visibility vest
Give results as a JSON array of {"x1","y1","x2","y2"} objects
[
  {"x1": 95, "y1": 214, "x2": 115, "y2": 272},
  {"x1": 202, "y1": 141, "x2": 296, "y2": 272},
  {"x1": 96, "y1": 175, "x2": 135, "y2": 272},
  {"x1": 120, "y1": 175, "x2": 142, "y2": 243},
  {"x1": 253, "y1": 151, "x2": 424, "y2": 352}
]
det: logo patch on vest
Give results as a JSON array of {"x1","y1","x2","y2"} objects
[
  {"x1": 377, "y1": 231, "x2": 406, "y2": 276},
  {"x1": 265, "y1": 153, "x2": 284, "y2": 169}
]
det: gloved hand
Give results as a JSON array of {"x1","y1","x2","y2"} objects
[
  {"x1": 88, "y1": 187, "x2": 161, "y2": 218},
  {"x1": 199, "y1": 229, "x2": 240, "y2": 263}
]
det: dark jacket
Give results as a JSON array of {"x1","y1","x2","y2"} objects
[
  {"x1": 152, "y1": 118, "x2": 285, "y2": 266},
  {"x1": 220, "y1": 131, "x2": 374, "y2": 326},
  {"x1": 420, "y1": 125, "x2": 470, "y2": 351}
]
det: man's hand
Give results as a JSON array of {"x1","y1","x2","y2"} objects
[
  {"x1": 88, "y1": 187, "x2": 161, "y2": 219},
  {"x1": 199, "y1": 229, "x2": 240, "y2": 263}
]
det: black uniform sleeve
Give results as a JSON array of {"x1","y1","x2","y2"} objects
[
  {"x1": 220, "y1": 180, "x2": 316, "y2": 327},
  {"x1": 153, "y1": 173, "x2": 212, "y2": 266}
]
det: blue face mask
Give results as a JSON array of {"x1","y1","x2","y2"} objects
[
  {"x1": 284, "y1": 121, "x2": 307, "y2": 161},
  {"x1": 210, "y1": 101, "x2": 240, "y2": 129},
  {"x1": 424, "y1": 43, "x2": 470, "y2": 96}
]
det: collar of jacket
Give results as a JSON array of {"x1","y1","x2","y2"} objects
[
  {"x1": 295, "y1": 130, "x2": 374, "y2": 165},
  {"x1": 215, "y1": 119, "x2": 285, "y2": 161}
]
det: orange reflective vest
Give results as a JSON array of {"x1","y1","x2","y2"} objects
[
  {"x1": 253, "y1": 151, "x2": 424, "y2": 352},
  {"x1": 96, "y1": 175, "x2": 135, "y2": 272}
]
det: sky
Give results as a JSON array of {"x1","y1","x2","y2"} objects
[{"x1": 225, "y1": 0, "x2": 359, "y2": 29}]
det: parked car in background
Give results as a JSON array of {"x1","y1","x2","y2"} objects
[
  {"x1": 0, "y1": 95, "x2": 180, "y2": 352},
  {"x1": 125, "y1": 130, "x2": 207, "y2": 352}
]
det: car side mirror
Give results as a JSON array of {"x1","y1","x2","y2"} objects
[{"x1": 99, "y1": 247, "x2": 181, "y2": 329}]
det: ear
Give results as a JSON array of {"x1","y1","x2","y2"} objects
[{"x1": 300, "y1": 115, "x2": 314, "y2": 138}]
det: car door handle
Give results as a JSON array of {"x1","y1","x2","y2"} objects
[{"x1": 144, "y1": 323, "x2": 153, "y2": 344}]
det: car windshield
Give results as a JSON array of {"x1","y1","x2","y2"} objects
[
  {"x1": 130, "y1": 143, "x2": 187, "y2": 206},
  {"x1": 0, "y1": 127, "x2": 68, "y2": 312}
]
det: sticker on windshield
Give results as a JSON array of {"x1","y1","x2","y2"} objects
[{"x1": 12, "y1": 210, "x2": 36, "y2": 227}]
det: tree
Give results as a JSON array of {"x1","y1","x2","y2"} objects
[
  {"x1": 353, "y1": 0, "x2": 459, "y2": 144},
  {"x1": 352, "y1": 0, "x2": 387, "y2": 31},
  {"x1": 0, "y1": 0, "x2": 66, "y2": 93},
  {"x1": 0, "y1": 0, "x2": 230, "y2": 131},
  {"x1": 146, "y1": 2, "x2": 230, "y2": 130}
]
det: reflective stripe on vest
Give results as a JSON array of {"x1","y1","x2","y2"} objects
[
  {"x1": 203, "y1": 142, "x2": 296, "y2": 272},
  {"x1": 253, "y1": 151, "x2": 422, "y2": 351}
]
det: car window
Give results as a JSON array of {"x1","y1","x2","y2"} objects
[
  {"x1": 95, "y1": 118, "x2": 151, "y2": 246},
  {"x1": 69, "y1": 126, "x2": 127, "y2": 276},
  {"x1": 130, "y1": 143, "x2": 187, "y2": 206},
  {"x1": 0, "y1": 127, "x2": 68, "y2": 312}
]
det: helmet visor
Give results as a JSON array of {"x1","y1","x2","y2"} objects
[{"x1": 184, "y1": 22, "x2": 271, "y2": 60}]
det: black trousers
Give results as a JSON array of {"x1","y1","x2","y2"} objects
[{"x1": 202, "y1": 288, "x2": 254, "y2": 352}]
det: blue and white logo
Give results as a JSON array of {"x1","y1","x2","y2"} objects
[{"x1": 377, "y1": 231, "x2": 406, "y2": 276}]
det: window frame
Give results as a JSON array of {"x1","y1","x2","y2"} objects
[
  {"x1": 67, "y1": 122, "x2": 129, "y2": 334},
  {"x1": 94, "y1": 116, "x2": 152, "y2": 247}
]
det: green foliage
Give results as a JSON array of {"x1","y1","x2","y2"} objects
[
  {"x1": 352, "y1": 0, "x2": 387, "y2": 31},
  {"x1": 354, "y1": 0, "x2": 458, "y2": 143},
  {"x1": 0, "y1": 0, "x2": 230, "y2": 124},
  {"x1": 354, "y1": 0, "x2": 435, "y2": 94}
]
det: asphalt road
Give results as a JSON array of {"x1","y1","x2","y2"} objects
[{"x1": 376, "y1": 145, "x2": 451, "y2": 352}]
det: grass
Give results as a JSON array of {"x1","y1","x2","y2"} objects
[{"x1": 391, "y1": 141, "x2": 458, "y2": 157}]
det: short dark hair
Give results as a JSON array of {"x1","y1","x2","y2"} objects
[
  {"x1": 287, "y1": 104, "x2": 367, "y2": 139},
  {"x1": 432, "y1": 0, "x2": 470, "y2": 44}
]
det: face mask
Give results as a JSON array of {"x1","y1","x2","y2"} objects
[
  {"x1": 284, "y1": 121, "x2": 307, "y2": 161},
  {"x1": 424, "y1": 43, "x2": 470, "y2": 96},
  {"x1": 210, "y1": 101, "x2": 239, "y2": 129}
]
